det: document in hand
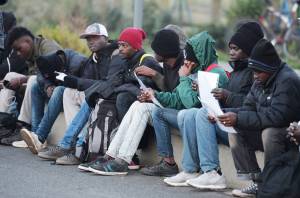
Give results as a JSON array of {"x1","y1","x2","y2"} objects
[
  {"x1": 197, "y1": 71, "x2": 236, "y2": 133},
  {"x1": 134, "y1": 72, "x2": 163, "y2": 108}
]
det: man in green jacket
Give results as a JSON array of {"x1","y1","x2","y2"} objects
[
  {"x1": 140, "y1": 31, "x2": 229, "y2": 176},
  {"x1": 0, "y1": 26, "x2": 61, "y2": 145}
]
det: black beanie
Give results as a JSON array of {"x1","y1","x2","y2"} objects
[
  {"x1": 37, "y1": 50, "x2": 65, "y2": 79},
  {"x1": 151, "y1": 29, "x2": 180, "y2": 58},
  {"x1": 184, "y1": 43, "x2": 199, "y2": 64},
  {"x1": 248, "y1": 38, "x2": 281, "y2": 73},
  {"x1": 230, "y1": 21, "x2": 264, "y2": 56}
]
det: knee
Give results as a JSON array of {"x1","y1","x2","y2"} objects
[
  {"x1": 262, "y1": 127, "x2": 285, "y2": 145},
  {"x1": 53, "y1": 86, "x2": 65, "y2": 96},
  {"x1": 228, "y1": 133, "x2": 239, "y2": 149},
  {"x1": 26, "y1": 75, "x2": 37, "y2": 87},
  {"x1": 151, "y1": 106, "x2": 162, "y2": 120},
  {"x1": 3, "y1": 72, "x2": 19, "y2": 81},
  {"x1": 177, "y1": 109, "x2": 188, "y2": 128},
  {"x1": 63, "y1": 88, "x2": 72, "y2": 98}
]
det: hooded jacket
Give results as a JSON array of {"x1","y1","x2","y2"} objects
[{"x1": 155, "y1": 31, "x2": 228, "y2": 110}]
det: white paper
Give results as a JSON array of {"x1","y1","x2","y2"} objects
[
  {"x1": 134, "y1": 72, "x2": 163, "y2": 108},
  {"x1": 55, "y1": 71, "x2": 67, "y2": 81},
  {"x1": 197, "y1": 71, "x2": 237, "y2": 133}
]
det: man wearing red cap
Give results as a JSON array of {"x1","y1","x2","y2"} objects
[{"x1": 85, "y1": 27, "x2": 163, "y2": 121}]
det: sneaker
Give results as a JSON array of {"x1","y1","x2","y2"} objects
[
  {"x1": 187, "y1": 170, "x2": 227, "y2": 190},
  {"x1": 20, "y1": 128, "x2": 42, "y2": 154},
  {"x1": 56, "y1": 153, "x2": 80, "y2": 165},
  {"x1": 78, "y1": 156, "x2": 110, "y2": 172},
  {"x1": 232, "y1": 182, "x2": 257, "y2": 197},
  {"x1": 164, "y1": 171, "x2": 200, "y2": 187},
  {"x1": 12, "y1": 140, "x2": 28, "y2": 148},
  {"x1": 38, "y1": 146, "x2": 70, "y2": 160},
  {"x1": 140, "y1": 160, "x2": 179, "y2": 177},
  {"x1": 89, "y1": 159, "x2": 128, "y2": 176},
  {"x1": 0, "y1": 129, "x2": 22, "y2": 145}
]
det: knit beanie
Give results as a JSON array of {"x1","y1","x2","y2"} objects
[
  {"x1": 163, "y1": 24, "x2": 187, "y2": 50},
  {"x1": 248, "y1": 38, "x2": 281, "y2": 73},
  {"x1": 184, "y1": 43, "x2": 199, "y2": 64},
  {"x1": 36, "y1": 50, "x2": 65, "y2": 79},
  {"x1": 229, "y1": 21, "x2": 264, "y2": 56},
  {"x1": 151, "y1": 29, "x2": 180, "y2": 58},
  {"x1": 118, "y1": 27, "x2": 146, "y2": 50}
]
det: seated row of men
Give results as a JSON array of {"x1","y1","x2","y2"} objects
[{"x1": 1, "y1": 13, "x2": 300, "y2": 197}]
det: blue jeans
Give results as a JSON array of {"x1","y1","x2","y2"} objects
[
  {"x1": 152, "y1": 107, "x2": 180, "y2": 158},
  {"x1": 31, "y1": 81, "x2": 65, "y2": 143},
  {"x1": 178, "y1": 107, "x2": 229, "y2": 173},
  {"x1": 58, "y1": 101, "x2": 91, "y2": 149}
]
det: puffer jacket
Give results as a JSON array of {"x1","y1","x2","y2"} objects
[
  {"x1": 222, "y1": 60, "x2": 253, "y2": 108},
  {"x1": 233, "y1": 63, "x2": 300, "y2": 131}
]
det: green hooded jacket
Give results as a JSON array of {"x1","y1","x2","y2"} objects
[{"x1": 155, "y1": 31, "x2": 228, "y2": 110}]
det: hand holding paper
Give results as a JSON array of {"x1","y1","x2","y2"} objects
[{"x1": 55, "y1": 71, "x2": 67, "y2": 81}]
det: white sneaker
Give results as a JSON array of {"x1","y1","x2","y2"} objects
[
  {"x1": 164, "y1": 171, "x2": 200, "y2": 187},
  {"x1": 187, "y1": 170, "x2": 227, "y2": 190},
  {"x1": 12, "y1": 140, "x2": 28, "y2": 148},
  {"x1": 20, "y1": 128, "x2": 42, "y2": 154}
]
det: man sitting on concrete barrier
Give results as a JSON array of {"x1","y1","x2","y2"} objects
[{"x1": 222, "y1": 39, "x2": 300, "y2": 197}]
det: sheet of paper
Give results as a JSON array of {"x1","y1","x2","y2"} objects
[
  {"x1": 198, "y1": 71, "x2": 237, "y2": 133},
  {"x1": 134, "y1": 72, "x2": 163, "y2": 108}
]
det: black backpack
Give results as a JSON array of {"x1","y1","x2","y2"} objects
[
  {"x1": 0, "y1": 112, "x2": 17, "y2": 140},
  {"x1": 75, "y1": 99, "x2": 119, "y2": 162},
  {"x1": 257, "y1": 150, "x2": 300, "y2": 198}
]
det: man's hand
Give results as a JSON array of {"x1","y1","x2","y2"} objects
[
  {"x1": 287, "y1": 122, "x2": 300, "y2": 145},
  {"x1": 211, "y1": 88, "x2": 231, "y2": 101},
  {"x1": 208, "y1": 114, "x2": 217, "y2": 123},
  {"x1": 137, "y1": 88, "x2": 154, "y2": 102},
  {"x1": 6, "y1": 78, "x2": 21, "y2": 90},
  {"x1": 134, "y1": 66, "x2": 157, "y2": 77},
  {"x1": 179, "y1": 61, "x2": 196, "y2": 77},
  {"x1": 192, "y1": 82, "x2": 198, "y2": 91},
  {"x1": 218, "y1": 112, "x2": 237, "y2": 127},
  {"x1": 46, "y1": 86, "x2": 56, "y2": 98}
]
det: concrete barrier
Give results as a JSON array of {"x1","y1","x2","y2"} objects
[{"x1": 48, "y1": 114, "x2": 264, "y2": 189}]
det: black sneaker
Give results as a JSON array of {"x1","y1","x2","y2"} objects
[
  {"x1": 38, "y1": 146, "x2": 70, "y2": 160},
  {"x1": 89, "y1": 159, "x2": 128, "y2": 176},
  {"x1": 0, "y1": 129, "x2": 22, "y2": 145},
  {"x1": 78, "y1": 156, "x2": 110, "y2": 172},
  {"x1": 140, "y1": 160, "x2": 179, "y2": 177},
  {"x1": 232, "y1": 182, "x2": 258, "y2": 197}
]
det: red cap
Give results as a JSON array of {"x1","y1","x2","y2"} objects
[{"x1": 118, "y1": 27, "x2": 146, "y2": 50}]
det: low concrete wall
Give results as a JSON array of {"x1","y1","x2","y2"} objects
[{"x1": 48, "y1": 115, "x2": 264, "y2": 189}]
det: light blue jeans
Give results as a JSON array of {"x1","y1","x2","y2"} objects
[
  {"x1": 178, "y1": 107, "x2": 229, "y2": 173},
  {"x1": 152, "y1": 107, "x2": 180, "y2": 158},
  {"x1": 58, "y1": 101, "x2": 91, "y2": 149},
  {"x1": 31, "y1": 80, "x2": 65, "y2": 143}
]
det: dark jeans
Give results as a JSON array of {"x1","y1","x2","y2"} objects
[{"x1": 229, "y1": 127, "x2": 298, "y2": 180}]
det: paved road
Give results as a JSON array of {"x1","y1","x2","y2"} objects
[{"x1": 0, "y1": 146, "x2": 231, "y2": 198}]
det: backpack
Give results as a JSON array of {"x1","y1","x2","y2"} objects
[
  {"x1": 76, "y1": 99, "x2": 119, "y2": 162},
  {"x1": 0, "y1": 112, "x2": 17, "y2": 141},
  {"x1": 256, "y1": 150, "x2": 300, "y2": 198},
  {"x1": 205, "y1": 63, "x2": 231, "y2": 78}
]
